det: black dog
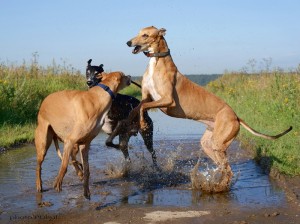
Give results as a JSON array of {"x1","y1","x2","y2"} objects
[{"x1": 86, "y1": 59, "x2": 157, "y2": 165}]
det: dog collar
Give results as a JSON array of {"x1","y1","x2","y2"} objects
[
  {"x1": 97, "y1": 83, "x2": 116, "y2": 100},
  {"x1": 143, "y1": 49, "x2": 170, "y2": 58}
]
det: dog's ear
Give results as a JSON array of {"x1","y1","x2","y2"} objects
[
  {"x1": 97, "y1": 64, "x2": 104, "y2": 73},
  {"x1": 158, "y1": 28, "x2": 166, "y2": 36},
  {"x1": 96, "y1": 72, "x2": 107, "y2": 80},
  {"x1": 87, "y1": 59, "x2": 92, "y2": 65},
  {"x1": 97, "y1": 73, "x2": 103, "y2": 81}
]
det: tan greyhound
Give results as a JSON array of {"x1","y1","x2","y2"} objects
[
  {"x1": 35, "y1": 72, "x2": 131, "y2": 199},
  {"x1": 126, "y1": 26, "x2": 292, "y2": 191}
]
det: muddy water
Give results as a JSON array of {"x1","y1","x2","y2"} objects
[{"x1": 0, "y1": 111, "x2": 286, "y2": 221}]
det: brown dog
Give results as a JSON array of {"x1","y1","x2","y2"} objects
[
  {"x1": 126, "y1": 26, "x2": 292, "y2": 191},
  {"x1": 35, "y1": 72, "x2": 131, "y2": 199}
]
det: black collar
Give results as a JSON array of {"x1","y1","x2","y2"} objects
[
  {"x1": 97, "y1": 83, "x2": 115, "y2": 100},
  {"x1": 143, "y1": 49, "x2": 170, "y2": 58}
]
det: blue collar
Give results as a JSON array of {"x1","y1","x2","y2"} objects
[{"x1": 97, "y1": 83, "x2": 116, "y2": 100}]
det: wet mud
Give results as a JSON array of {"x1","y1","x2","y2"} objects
[{"x1": 0, "y1": 111, "x2": 299, "y2": 223}]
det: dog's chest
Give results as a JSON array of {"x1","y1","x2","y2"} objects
[
  {"x1": 143, "y1": 58, "x2": 161, "y2": 101},
  {"x1": 95, "y1": 107, "x2": 110, "y2": 131}
]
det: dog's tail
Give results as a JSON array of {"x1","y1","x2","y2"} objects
[
  {"x1": 239, "y1": 118, "x2": 292, "y2": 140},
  {"x1": 53, "y1": 136, "x2": 63, "y2": 160}
]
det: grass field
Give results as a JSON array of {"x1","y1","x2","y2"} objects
[
  {"x1": 0, "y1": 62, "x2": 299, "y2": 176},
  {"x1": 0, "y1": 62, "x2": 86, "y2": 148},
  {"x1": 206, "y1": 71, "x2": 300, "y2": 176}
]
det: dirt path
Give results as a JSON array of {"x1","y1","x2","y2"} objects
[{"x1": 9, "y1": 200, "x2": 300, "y2": 224}]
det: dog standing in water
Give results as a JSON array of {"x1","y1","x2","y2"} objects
[
  {"x1": 35, "y1": 72, "x2": 131, "y2": 198},
  {"x1": 126, "y1": 26, "x2": 292, "y2": 192}
]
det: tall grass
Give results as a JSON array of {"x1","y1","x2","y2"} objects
[
  {"x1": 0, "y1": 62, "x2": 86, "y2": 147},
  {"x1": 120, "y1": 79, "x2": 142, "y2": 100},
  {"x1": 206, "y1": 71, "x2": 300, "y2": 176}
]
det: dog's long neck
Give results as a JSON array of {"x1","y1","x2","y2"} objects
[
  {"x1": 101, "y1": 79, "x2": 119, "y2": 93},
  {"x1": 91, "y1": 79, "x2": 119, "y2": 100},
  {"x1": 149, "y1": 37, "x2": 169, "y2": 54},
  {"x1": 149, "y1": 37, "x2": 176, "y2": 70}
]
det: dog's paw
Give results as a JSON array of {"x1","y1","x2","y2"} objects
[
  {"x1": 140, "y1": 121, "x2": 148, "y2": 131},
  {"x1": 36, "y1": 185, "x2": 43, "y2": 193},
  {"x1": 77, "y1": 170, "x2": 84, "y2": 181},
  {"x1": 53, "y1": 180, "x2": 62, "y2": 192},
  {"x1": 84, "y1": 189, "x2": 91, "y2": 200},
  {"x1": 129, "y1": 127, "x2": 139, "y2": 136},
  {"x1": 106, "y1": 142, "x2": 120, "y2": 149}
]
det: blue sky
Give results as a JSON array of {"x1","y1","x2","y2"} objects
[{"x1": 1, "y1": 0, "x2": 299, "y2": 75}]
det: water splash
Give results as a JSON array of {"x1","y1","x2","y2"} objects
[
  {"x1": 103, "y1": 143, "x2": 241, "y2": 194},
  {"x1": 190, "y1": 159, "x2": 238, "y2": 193},
  {"x1": 104, "y1": 159, "x2": 130, "y2": 178}
]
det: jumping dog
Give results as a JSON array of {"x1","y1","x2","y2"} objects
[{"x1": 126, "y1": 26, "x2": 292, "y2": 192}]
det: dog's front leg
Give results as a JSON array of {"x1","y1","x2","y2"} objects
[
  {"x1": 140, "y1": 96, "x2": 174, "y2": 130},
  {"x1": 71, "y1": 144, "x2": 83, "y2": 181},
  {"x1": 105, "y1": 121, "x2": 125, "y2": 149},
  {"x1": 80, "y1": 144, "x2": 90, "y2": 199},
  {"x1": 119, "y1": 133, "x2": 131, "y2": 162},
  {"x1": 53, "y1": 139, "x2": 74, "y2": 192},
  {"x1": 127, "y1": 103, "x2": 141, "y2": 123}
]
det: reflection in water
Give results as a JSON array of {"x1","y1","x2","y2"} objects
[{"x1": 0, "y1": 111, "x2": 285, "y2": 218}]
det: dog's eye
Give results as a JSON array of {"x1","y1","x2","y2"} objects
[{"x1": 142, "y1": 34, "x2": 149, "y2": 38}]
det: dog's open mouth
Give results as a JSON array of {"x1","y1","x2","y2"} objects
[{"x1": 132, "y1": 45, "x2": 141, "y2": 54}]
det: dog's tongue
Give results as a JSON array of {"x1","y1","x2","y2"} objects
[{"x1": 133, "y1": 46, "x2": 141, "y2": 54}]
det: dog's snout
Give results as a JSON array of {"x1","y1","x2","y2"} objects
[
  {"x1": 126, "y1": 40, "x2": 132, "y2": 47},
  {"x1": 127, "y1": 75, "x2": 131, "y2": 85},
  {"x1": 87, "y1": 81, "x2": 93, "y2": 86}
]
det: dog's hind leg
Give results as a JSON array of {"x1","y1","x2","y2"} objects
[
  {"x1": 139, "y1": 114, "x2": 157, "y2": 166},
  {"x1": 202, "y1": 109, "x2": 240, "y2": 191},
  {"x1": 71, "y1": 144, "x2": 83, "y2": 180},
  {"x1": 200, "y1": 129, "x2": 218, "y2": 165},
  {"x1": 200, "y1": 128, "x2": 234, "y2": 192},
  {"x1": 212, "y1": 108, "x2": 240, "y2": 169},
  {"x1": 35, "y1": 121, "x2": 54, "y2": 192},
  {"x1": 201, "y1": 128, "x2": 233, "y2": 171},
  {"x1": 105, "y1": 121, "x2": 123, "y2": 149},
  {"x1": 119, "y1": 133, "x2": 131, "y2": 162}
]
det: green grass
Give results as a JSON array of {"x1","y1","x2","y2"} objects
[
  {"x1": 120, "y1": 79, "x2": 142, "y2": 100},
  {"x1": 0, "y1": 62, "x2": 86, "y2": 148},
  {"x1": 0, "y1": 123, "x2": 36, "y2": 147},
  {"x1": 206, "y1": 72, "x2": 300, "y2": 176}
]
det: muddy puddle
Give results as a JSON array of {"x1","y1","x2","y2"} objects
[{"x1": 0, "y1": 111, "x2": 288, "y2": 222}]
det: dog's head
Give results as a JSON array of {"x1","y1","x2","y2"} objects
[
  {"x1": 100, "y1": 72, "x2": 131, "y2": 92},
  {"x1": 126, "y1": 26, "x2": 166, "y2": 54},
  {"x1": 86, "y1": 59, "x2": 104, "y2": 88}
]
